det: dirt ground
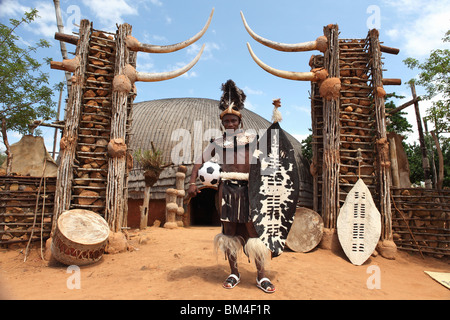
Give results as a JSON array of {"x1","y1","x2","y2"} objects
[{"x1": 0, "y1": 226, "x2": 449, "y2": 300}]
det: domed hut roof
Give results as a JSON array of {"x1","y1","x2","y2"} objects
[{"x1": 128, "y1": 98, "x2": 312, "y2": 207}]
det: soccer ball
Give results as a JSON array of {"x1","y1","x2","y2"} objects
[{"x1": 198, "y1": 161, "x2": 222, "y2": 186}]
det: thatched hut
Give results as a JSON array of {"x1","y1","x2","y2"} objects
[{"x1": 127, "y1": 98, "x2": 312, "y2": 227}]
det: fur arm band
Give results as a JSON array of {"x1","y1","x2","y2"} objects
[{"x1": 220, "y1": 172, "x2": 249, "y2": 181}]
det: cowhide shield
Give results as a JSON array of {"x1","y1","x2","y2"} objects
[
  {"x1": 249, "y1": 122, "x2": 299, "y2": 257},
  {"x1": 337, "y1": 178, "x2": 381, "y2": 265}
]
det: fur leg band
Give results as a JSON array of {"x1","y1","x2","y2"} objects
[
  {"x1": 214, "y1": 233, "x2": 243, "y2": 261},
  {"x1": 244, "y1": 237, "x2": 270, "y2": 269}
]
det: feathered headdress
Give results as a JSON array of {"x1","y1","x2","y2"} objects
[{"x1": 219, "y1": 79, "x2": 246, "y2": 119}]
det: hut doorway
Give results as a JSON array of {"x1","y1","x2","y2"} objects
[{"x1": 189, "y1": 187, "x2": 221, "y2": 226}]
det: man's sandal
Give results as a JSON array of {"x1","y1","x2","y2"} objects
[
  {"x1": 223, "y1": 274, "x2": 240, "y2": 289},
  {"x1": 256, "y1": 277, "x2": 276, "y2": 293}
]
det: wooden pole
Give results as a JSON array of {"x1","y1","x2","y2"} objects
[
  {"x1": 321, "y1": 24, "x2": 340, "y2": 229},
  {"x1": 105, "y1": 23, "x2": 132, "y2": 232},
  {"x1": 369, "y1": 29, "x2": 392, "y2": 240},
  {"x1": 52, "y1": 19, "x2": 91, "y2": 234},
  {"x1": 387, "y1": 97, "x2": 420, "y2": 115},
  {"x1": 1, "y1": 118, "x2": 12, "y2": 175},
  {"x1": 379, "y1": 44, "x2": 400, "y2": 55},
  {"x1": 139, "y1": 171, "x2": 154, "y2": 229},
  {"x1": 52, "y1": 78, "x2": 63, "y2": 159},
  {"x1": 424, "y1": 119, "x2": 438, "y2": 188},
  {"x1": 430, "y1": 130, "x2": 444, "y2": 190},
  {"x1": 387, "y1": 133, "x2": 400, "y2": 188},
  {"x1": 382, "y1": 78, "x2": 401, "y2": 86},
  {"x1": 53, "y1": 0, "x2": 72, "y2": 90},
  {"x1": 139, "y1": 185, "x2": 151, "y2": 229},
  {"x1": 54, "y1": 32, "x2": 79, "y2": 45},
  {"x1": 52, "y1": 1, "x2": 72, "y2": 161},
  {"x1": 410, "y1": 82, "x2": 432, "y2": 189},
  {"x1": 122, "y1": 49, "x2": 137, "y2": 230}
]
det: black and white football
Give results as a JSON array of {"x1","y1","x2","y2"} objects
[{"x1": 198, "y1": 161, "x2": 222, "y2": 186}]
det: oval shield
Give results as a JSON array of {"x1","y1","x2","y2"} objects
[{"x1": 249, "y1": 122, "x2": 299, "y2": 257}]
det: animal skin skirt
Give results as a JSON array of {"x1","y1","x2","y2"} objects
[{"x1": 219, "y1": 180, "x2": 250, "y2": 224}]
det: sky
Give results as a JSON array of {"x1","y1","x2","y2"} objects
[{"x1": 1, "y1": 0, "x2": 449, "y2": 155}]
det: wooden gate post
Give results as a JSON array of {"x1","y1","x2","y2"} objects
[
  {"x1": 369, "y1": 29, "x2": 392, "y2": 240},
  {"x1": 410, "y1": 82, "x2": 432, "y2": 189},
  {"x1": 105, "y1": 23, "x2": 133, "y2": 232},
  {"x1": 52, "y1": 19, "x2": 92, "y2": 234},
  {"x1": 321, "y1": 24, "x2": 341, "y2": 229}
]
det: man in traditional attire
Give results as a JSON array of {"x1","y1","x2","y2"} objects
[{"x1": 188, "y1": 80, "x2": 275, "y2": 293}]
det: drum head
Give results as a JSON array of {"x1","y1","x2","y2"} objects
[
  {"x1": 286, "y1": 207, "x2": 324, "y2": 252},
  {"x1": 58, "y1": 209, "x2": 109, "y2": 245}
]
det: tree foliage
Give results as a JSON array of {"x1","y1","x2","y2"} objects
[
  {"x1": 404, "y1": 29, "x2": 450, "y2": 188},
  {"x1": 0, "y1": 8, "x2": 57, "y2": 135},
  {"x1": 385, "y1": 92, "x2": 413, "y2": 136},
  {"x1": 0, "y1": 8, "x2": 58, "y2": 174},
  {"x1": 403, "y1": 142, "x2": 425, "y2": 186},
  {"x1": 404, "y1": 30, "x2": 450, "y2": 135},
  {"x1": 441, "y1": 139, "x2": 450, "y2": 187}
]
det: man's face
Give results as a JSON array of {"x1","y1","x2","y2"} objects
[{"x1": 222, "y1": 114, "x2": 240, "y2": 130}]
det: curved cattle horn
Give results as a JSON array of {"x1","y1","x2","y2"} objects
[
  {"x1": 129, "y1": 8, "x2": 214, "y2": 54},
  {"x1": 240, "y1": 11, "x2": 327, "y2": 52},
  {"x1": 246, "y1": 43, "x2": 315, "y2": 81},
  {"x1": 136, "y1": 44, "x2": 205, "y2": 82}
]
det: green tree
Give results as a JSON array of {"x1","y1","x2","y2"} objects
[
  {"x1": 404, "y1": 30, "x2": 449, "y2": 135},
  {"x1": 442, "y1": 138, "x2": 450, "y2": 188},
  {"x1": 385, "y1": 93, "x2": 413, "y2": 136},
  {"x1": 403, "y1": 142, "x2": 425, "y2": 186},
  {"x1": 404, "y1": 29, "x2": 450, "y2": 188},
  {"x1": 0, "y1": 9, "x2": 57, "y2": 174},
  {"x1": 0, "y1": 152, "x2": 6, "y2": 167}
]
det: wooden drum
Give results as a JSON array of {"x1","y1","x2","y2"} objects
[{"x1": 51, "y1": 209, "x2": 109, "y2": 266}]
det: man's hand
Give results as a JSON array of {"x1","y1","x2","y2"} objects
[{"x1": 188, "y1": 184, "x2": 200, "y2": 198}]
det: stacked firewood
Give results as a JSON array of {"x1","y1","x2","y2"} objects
[
  {"x1": 72, "y1": 31, "x2": 116, "y2": 215},
  {"x1": 338, "y1": 39, "x2": 376, "y2": 202},
  {"x1": 0, "y1": 176, "x2": 56, "y2": 244}
]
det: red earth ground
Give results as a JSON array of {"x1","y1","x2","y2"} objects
[{"x1": 0, "y1": 226, "x2": 449, "y2": 300}]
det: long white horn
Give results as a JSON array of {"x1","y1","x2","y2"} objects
[
  {"x1": 136, "y1": 44, "x2": 205, "y2": 82},
  {"x1": 240, "y1": 11, "x2": 327, "y2": 52},
  {"x1": 246, "y1": 43, "x2": 315, "y2": 81},
  {"x1": 128, "y1": 8, "x2": 214, "y2": 53}
]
